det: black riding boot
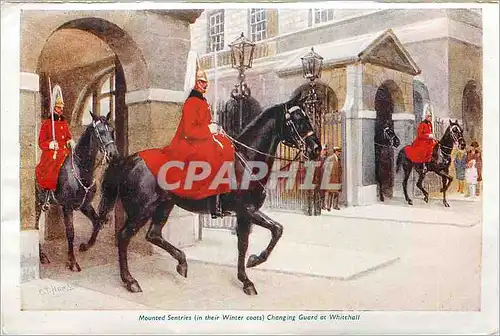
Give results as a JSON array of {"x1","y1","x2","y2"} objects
[
  {"x1": 41, "y1": 189, "x2": 55, "y2": 212},
  {"x1": 209, "y1": 195, "x2": 222, "y2": 219}
]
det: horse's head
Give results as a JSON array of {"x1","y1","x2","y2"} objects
[
  {"x1": 280, "y1": 93, "x2": 321, "y2": 160},
  {"x1": 89, "y1": 111, "x2": 119, "y2": 163},
  {"x1": 447, "y1": 119, "x2": 466, "y2": 150},
  {"x1": 381, "y1": 121, "x2": 400, "y2": 148}
]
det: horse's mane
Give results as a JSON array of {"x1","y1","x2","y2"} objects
[{"x1": 237, "y1": 103, "x2": 283, "y2": 141}]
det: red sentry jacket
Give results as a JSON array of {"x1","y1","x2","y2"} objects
[
  {"x1": 405, "y1": 121, "x2": 437, "y2": 163},
  {"x1": 140, "y1": 90, "x2": 235, "y2": 199},
  {"x1": 35, "y1": 117, "x2": 72, "y2": 190}
]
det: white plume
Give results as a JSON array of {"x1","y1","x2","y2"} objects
[{"x1": 183, "y1": 50, "x2": 198, "y2": 99}]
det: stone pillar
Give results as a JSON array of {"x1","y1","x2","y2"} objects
[
  {"x1": 341, "y1": 63, "x2": 363, "y2": 206},
  {"x1": 20, "y1": 72, "x2": 41, "y2": 282}
]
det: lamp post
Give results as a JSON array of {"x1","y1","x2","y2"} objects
[
  {"x1": 301, "y1": 47, "x2": 324, "y2": 216},
  {"x1": 228, "y1": 32, "x2": 256, "y2": 135}
]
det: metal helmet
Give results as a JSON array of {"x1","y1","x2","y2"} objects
[
  {"x1": 196, "y1": 68, "x2": 208, "y2": 82},
  {"x1": 51, "y1": 84, "x2": 64, "y2": 111}
]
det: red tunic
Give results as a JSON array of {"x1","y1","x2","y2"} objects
[
  {"x1": 35, "y1": 117, "x2": 72, "y2": 190},
  {"x1": 404, "y1": 121, "x2": 437, "y2": 163},
  {"x1": 139, "y1": 90, "x2": 235, "y2": 199}
]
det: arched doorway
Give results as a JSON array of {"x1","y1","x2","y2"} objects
[
  {"x1": 462, "y1": 80, "x2": 482, "y2": 144},
  {"x1": 36, "y1": 22, "x2": 132, "y2": 257},
  {"x1": 374, "y1": 80, "x2": 404, "y2": 199}
]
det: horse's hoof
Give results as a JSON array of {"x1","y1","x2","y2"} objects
[
  {"x1": 66, "y1": 261, "x2": 81, "y2": 272},
  {"x1": 424, "y1": 196, "x2": 429, "y2": 203},
  {"x1": 243, "y1": 284, "x2": 258, "y2": 296},
  {"x1": 246, "y1": 254, "x2": 262, "y2": 268},
  {"x1": 444, "y1": 202, "x2": 450, "y2": 208},
  {"x1": 40, "y1": 252, "x2": 50, "y2": 264},
  {"x1": 408, "y1": 200, "x2": 413, "y2": 206},
  {"x1": 126, "y1": 280, "x2": 143, "y2": 293},
  {"x1": 79, "y1": 243, "x2": 89, "y2": 252},
  {"x1": 176, "y1": 263, "x2": 188, "y2": 278}
]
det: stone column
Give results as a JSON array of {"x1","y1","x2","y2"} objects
[
  {"x1": 20, "y1": 72, "x2": 41, "y2": 282},
  {"x1": 341, "y1": 63, "x2": 363, "y2": 206}
]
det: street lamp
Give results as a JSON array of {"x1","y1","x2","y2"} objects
[
  {"x1": 228, "y1": 32, "x2": 256, "y2": 134},
  {"x1": 301, "y1": 47, "x2": 324, "y2": 216}
]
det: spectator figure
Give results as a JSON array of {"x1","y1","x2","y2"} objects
[
  {"x1": 322, "y1": 146, "x2": 342, "y2": 211},
  {"x1": 467, "y1": 141, "x2": 482, "y2": 196},
  {"x1": 465, "y1": 159, "x2": 478, "y2": 199},
  {"x1": 454, "y1": 147, "x2": 467, "y2": 193},
  {"x1": 318, "y1": 145, "x2": 328, "y2": 210}
]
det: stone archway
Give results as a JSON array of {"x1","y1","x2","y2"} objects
[
  {"x1": 34, "y1": 18, "x2": 147, "y2": 258},
  {"x1": 462, "y1": 80, "x2": 482, "y2": 144},
  {"x1": 374, "y1": 80, "x2": 404, "y2": 199}
]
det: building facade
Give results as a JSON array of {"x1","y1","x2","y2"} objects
[{"x1": 191, "y1": 8, "x2": 483, "y2": 207}]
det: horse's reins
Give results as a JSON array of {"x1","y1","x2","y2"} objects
[
  {"x1": 70, "y1": 120, "x2": 114, "y2": 209},
  {"x1": 437, "y1": 125, "x2": 463, "y2": 158},
  {"x1": 375, "y1": 127, "x2": 397, "y2": 148}
]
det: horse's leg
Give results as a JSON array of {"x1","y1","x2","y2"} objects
[
  {"x1": 245, "y1": 210, "x2": 283, "y2": 269},
  {"x1": 61, "y1": 206, "x2": 81, "y2": 272},
  {"x1": 236, "y1": 211, "x2": 257, "y2": 295},
  {"x1": 35, "y1": 196, "x2": 50, "y2": 264},
  {"x1": 118, "y1": 212, "x2": 152, "y2": 293},
  {"x1": 78, "y1": 201, "x2": 102, "y2": 252},
  {"x1": 436, "y1": 170, "x2": 453, "y2": 207},
  {"x1": 402, "y1": 160, "x2": 413, "y2": 205},
  {"x1": 145, "y1": 201, "x2": 188, "y2": 278},
  {"x1": 415, "y1": 171, "x2": 429, "y2": 203}
]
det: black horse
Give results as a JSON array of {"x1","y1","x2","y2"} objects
[
  {"x1": 35, "y1": 112, "x2": 119, "y2": 271},
  {"x1": 396, "y1": 120, "x2": 466, "y2": 207},
  {"x1": 97, "y1": 93, "x2": 321, "y2": 295},
  {"x1": 375, "y1": 120, "x2": 401, "y2": 202}
]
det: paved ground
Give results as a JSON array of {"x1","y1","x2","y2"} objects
[{"x1": 22, "y1": 198, "x2": 482, "y2": 312}]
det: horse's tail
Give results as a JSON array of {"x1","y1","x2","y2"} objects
[
  {"x1": 396, "y1": 148, "x2": 405, "y2": 173},
  {"x1": 97, "y1": 159, "x2": 122, "y2": 225}
]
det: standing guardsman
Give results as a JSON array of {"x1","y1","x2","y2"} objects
[{"x1": 36, "y1": 85, "x2": 75, "y2": 210}]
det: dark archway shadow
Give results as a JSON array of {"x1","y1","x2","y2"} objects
[
  {"x1": 462, "y1": 80, "x2": 482, "y2": 144},
  {"x1": 374, "y1": 80, "x2": 403, "y2": 199}
]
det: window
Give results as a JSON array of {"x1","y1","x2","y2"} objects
[
  {"x1": 313, "y1": 9, "x2": 334, "y2": 24},
  {"x1": 208, "y1": 10, "x2": 225, "y2": 52},
  {"x1": 250, "y1": 8, "x2": 267, "y2": 42},
  {"x1": 82, "y1": 70, "x2": 115, "y2": 125}
]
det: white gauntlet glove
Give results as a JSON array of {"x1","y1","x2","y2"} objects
[
  {"x1": 428, "y1": 134, "x2": 434, "y2": 139},
  {"x1": 49, "y1": 141, "x2": 59, "y2": 150},
  {"x1": 208, "y1": 123, "x2": 219, "y2": 134},
  {"x1": 67, "y1": 139, "x2": 76, "y2": 149}
]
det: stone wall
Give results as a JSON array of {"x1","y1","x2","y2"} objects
[
  {"x1": 404, "y1": 39, "x2": 450, "y2": 118},
  {"x1": 448, "y1": 39, "x2": 482, "y2": 141},
  {"x1": 20, "y1": 87, "x2": 40, "y2": 230},
  {"x1": 362, "y1": 63, "x2": 413, "y2": 114}
]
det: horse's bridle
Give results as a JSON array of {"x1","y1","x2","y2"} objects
[
  {"x1": 375, "y1": 126, "x2": 398, "y2": 148},
  {"x1": 226, "y1": 105, "x2": 315, "y2": 163},
  {"x1": 439, "y1": 124, "x2": 464, "y2": 152},
  {"x1": 92, "y1": 120, "x2": 115, "y2": 163},
  {"x1": 279, "y1": 106, "x2": 315, "y2": 160}
]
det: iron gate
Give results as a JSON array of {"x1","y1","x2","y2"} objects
[{"x1": 265, "y1": 84, "x2": 344, "y2": 214}]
